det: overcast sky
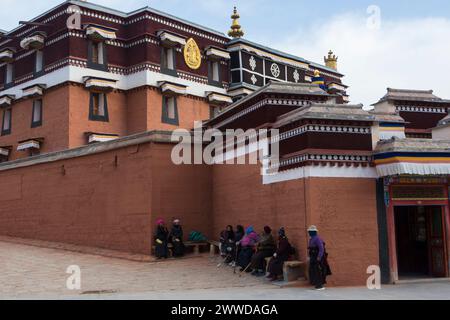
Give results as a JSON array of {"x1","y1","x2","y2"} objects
[{"x1": 1, "y1": 0, "x2": 449, "y2": 107}]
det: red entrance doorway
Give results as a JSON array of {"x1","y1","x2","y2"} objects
[{"x1": 394, "y1": 206, "x2": 447, "y2": 279}]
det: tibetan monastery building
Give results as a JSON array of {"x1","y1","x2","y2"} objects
[{"x1": 0, "y1": 0, "x2": 449, "y2": 286}]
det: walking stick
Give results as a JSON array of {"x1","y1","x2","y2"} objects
[
  {"x1": 233, "y1": 244, "x2": 239, "y2": 274},
  {"x1": 239, "y1": 261, "x2": 252, "y2": 277}
]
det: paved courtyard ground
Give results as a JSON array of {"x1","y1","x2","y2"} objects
[{"x1": 1, "y1": 240, "x2": 449, "y2": 300}]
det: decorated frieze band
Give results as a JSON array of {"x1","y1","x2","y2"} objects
[
  {"x1": 396, "y1": 105, "x2": 448, "y2": 114},
  {"x1": 272, "y1": 124, "x2": 371, "y2": 143},
  {"x1": 268, "y1": 152, "x2": 373, "y2": 173}
]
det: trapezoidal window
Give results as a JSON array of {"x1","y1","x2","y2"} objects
[
  {"x1": 31, "y1": 99, "x2": 43, "y2": 127},
  {"x1": 161, "y1": 47, "x2": 177, "y2": 77},
  {"x1": 4, "y1": 64, "x2": 14, "y2": 87},
  {"x1": 1, "y1": 108, "x2": 12, "y2": 135},
  {"x1": 88, "y1": 41, "x2": 108, "y2": 71},
  {"x1": 89, "y1": 92, "x2": 109, "y2": 122},
  {"x1": 162, "y1": 96, "x2": 179, "y2": 126},
  {"x1": 35, "y1": 50, "x2": 44, "y2": 75}
]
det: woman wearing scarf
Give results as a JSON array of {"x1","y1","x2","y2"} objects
[
  {"x1": 267, "y1": 227, "x2": 292, "y2": 281},
  {"x1": 308, "y1": 225, "x2": 331, "y2": 290},
  {"x1": 236, "y1": 226, "x2": 260, "y2": 271},
  {"x1": 154, "y1": 218, "x2": 169, "y2": 259},
  {"x1": 220, "y1": 225, "x2": 235, "y2": 262},
  {"x1": 250, "y1": 226, "x2": 276, "y2": 276},
  {"x1": 169, "y1": 219, "x2": 185, "y2": 257}
]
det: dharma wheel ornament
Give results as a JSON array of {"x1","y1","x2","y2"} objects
[{"x1": 228, "y1": 7, "x2": 244, "y2": 38}]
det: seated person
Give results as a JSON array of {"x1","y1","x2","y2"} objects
[
  {"x1": 169, "y1": 219, "x2": 185, "y2": 257},
  {"x1": 236, "y1": 226, "x2": 260, "y2": 271},
  {"x1": 250, "y1": 226, "x2": 276, "y2": 276},
  {"x1": 267, "y1": 227, "x2": 292, "y2": 281},
  {"x1": 220, "y1": 225, "x2": 236, "y2": 263},
  {"x1": 154, "y1": 218, "x2": 169, "y2": 259}
]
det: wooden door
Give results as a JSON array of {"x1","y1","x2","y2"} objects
[{"x1": 427, "y1": 206, "x2": 447, "y2": 277}]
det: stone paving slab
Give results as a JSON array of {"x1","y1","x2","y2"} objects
[{"x1": 0, "y1": 240, "x2": 268, "y2": 299}]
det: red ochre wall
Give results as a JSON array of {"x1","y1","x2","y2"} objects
[
  {"x1": 0, "y1": 141, "x2": 212, "y2": 255},
  {"x1": 212, "y1": 163, "x2": 379, "y2": 286},
  {"x1": 0, "y1": 139, "x2": 378, "y2": 285}
]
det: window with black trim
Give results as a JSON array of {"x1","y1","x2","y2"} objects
[
  {"x1": 161, "y1": 47, "x2": 177, "y2": 77},
  {"x1": 4, "y1": 63, "x2": 14, "y2": 87},
  {"x1": 208, "y1": 60, "x2": 221, "y2": 87},
  {"x1": 2, "y1": 108, "x2": 11, "y2": 135},
  {"x1": 35, "y1": 50, "x2": 44, "y2": 75},
  {"x1": 162, "y1": 96, "x2": 179, "y2": 125},
  {"x1": 89, "y1": 92, "x2": 109, "y2": 122},
  {"x1": 31, "y1": 99, "x2": 43, "y2": 128},
  {"x1": 88, "y1": 41, "x2": 108, "y2": 71}
]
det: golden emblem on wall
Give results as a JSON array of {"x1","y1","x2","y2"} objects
[{"x1": 184, "y1": 38, "x2": 202, "y2": 70}]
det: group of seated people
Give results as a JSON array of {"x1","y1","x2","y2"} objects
[
  {"x1": 220, "y1": 225, "x2": 294, "y2": 281},
  {"x1": 154, "y1": 218, "x2": 185, "y2": 259}
]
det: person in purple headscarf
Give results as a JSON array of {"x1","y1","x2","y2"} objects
[
  {"x1": 236, "y1": 226, "x2": 260, "y2": 271},
  {"x1": 250, "y1": 226, "x2": 276, "y2": 276}
]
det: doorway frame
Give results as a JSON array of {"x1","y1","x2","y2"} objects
[{"x1": 386, "y1": 183, "x2": 450, "y2": 283}]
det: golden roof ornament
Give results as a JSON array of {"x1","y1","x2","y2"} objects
[
  {"x1": 324, "y1": 50, "x2": 338, "y2": 70},
  {"x1": 314, "y1": 69, "x2": 320, "y2": 77},
  {"x1": 228, "y1": 7, "x2": 244, "y2": 38}
]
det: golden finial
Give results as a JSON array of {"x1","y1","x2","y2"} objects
[
  {"x1": 324, "y1": 50, "x2": 338, "y2": 70},
  {"x1": 228, "y1": 6, "x2": 244, "y2": 38},
  {"x1": 314, "y1": 69, "x2": 320, "y2": 77}
]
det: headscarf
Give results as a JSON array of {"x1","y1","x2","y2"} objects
[
  {"x1": 156, "y1": 218, "x2": 165, "y2": 226},
  {"x1": 278, "y1": 227, "x2": 286, "y2": 237},
  {"x1": 264, "y1": 226, "x2": 272, "y2": 234},
  {"x1": 245, "y1": 226, "x2": 254, "y2": 235},
  {"x1": 173, "y1": 219, "x2": 180, "y2": 225}
]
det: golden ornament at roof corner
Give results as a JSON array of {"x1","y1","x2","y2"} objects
[
  {"x1": 184, "y1": 38, "x2": 202, "y2": 70},
  {"x1": 324, "y1": 50, "x2": 338, "y2": 70},
  {"x1": 228, "y1": 6, "x2": 244, "y2": 38},
  {"x1": 314, "y1": 69, "x2": 320, "y2": 77}
]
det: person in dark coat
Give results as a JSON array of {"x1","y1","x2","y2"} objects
[
  {"x1": 169, "y1": 219, "x2": 185, "y2": 257},
  {"x1": 232, "y1": 225, "x2": 245, "y2": 266},
  {"x1": 220, "y1": 225, "x2": 235, "y2": 262},
  {"x1": 267, "y1": 227, "x2": 292, "y2": 281},
  {"x1": 236, "y1": 226, "x2": 260, "y2": 271},
  {"x1": 250, "y1": 226, "x2": 276, "y2": 276},
  {"x1": 154, "y1": 218, "x2": 169, "y2": 259},
  {"x1": 308, "y1": 225, "x2": 331, "y2": 290}
]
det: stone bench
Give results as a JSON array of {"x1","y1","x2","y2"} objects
[
  {"x1": 265, "y1": 257, "x2": 306, "y2": 282},
  {"x1": 208, "y1": 240, "x2": 221, "y2": 256},
  {"x1": 152, "y1": 241, "x2": 209, "y2": 256}
]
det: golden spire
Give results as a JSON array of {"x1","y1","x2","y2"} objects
[
  {"x1": 228, "y1": 6, "x2": 244, "y2": 38},
  {"x1": 324, "y1": 50, "x2": 338, "y2": 70}
]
